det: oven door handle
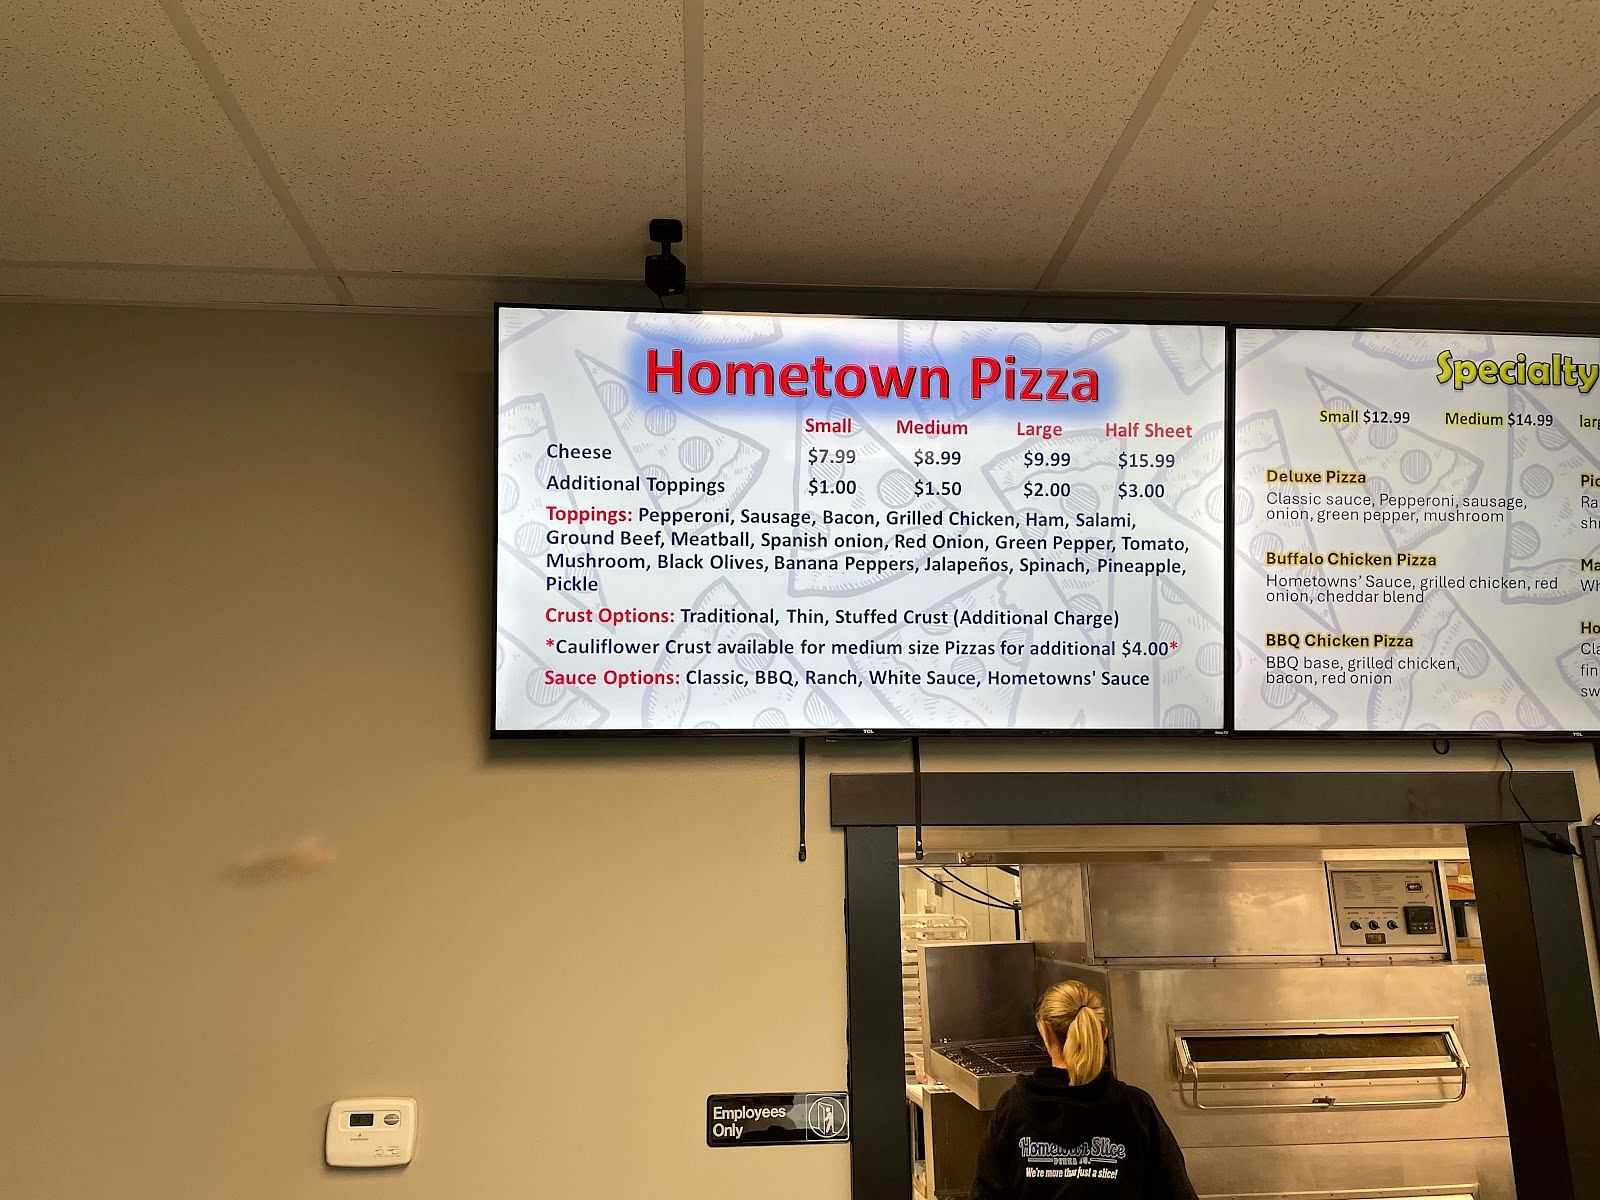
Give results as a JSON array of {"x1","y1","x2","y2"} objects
[{"x1": 1181, "y1": 1056, "x2": 1469, "y2": 1112}]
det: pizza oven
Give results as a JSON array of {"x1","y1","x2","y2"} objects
[{"x1": 912, "y1": 850, "x2": 1512, "y2": 1199}]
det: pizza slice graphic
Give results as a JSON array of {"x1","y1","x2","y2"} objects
[
  {"x1": 1236, "y1": 633, "x2": 1338, "y2": 731},
  {"x1": 579, "y1": 354, "x2": 767, "y2": 512},
  {"x1": 1501, "y1": 387, "x2": 1600, "y2": 603},
  {"x1": 1148, "y1": 579, "x2": 1226, "y2": 729},
  {"x1": 850, "y1": 573, "x2": 1037, "y2": 729},
  {"x1": 1367, "y1": 588, "x2": 1556, "y2": 732},
  {"x1": 1310, "y1": 370, "x2": 1483, "y2": 553},
  {"x1": 1556, "y1": 642, "x2": 1600, "y2": 725},
  {"x1": 643, "y1": 579, "x2": 853, "y2": 729},
  {"x1": 626, "y1": 312, "x2": 781, "y2": 348},
  {"x1": 1144, "y1": 325, "x2": 1246, "y2": 394},
  {"x1": 1149, "y1": 327, "x2": 1291, "y2": 394},
  {"x1": 1148, "y1": 325, "x2": 1224, "y2": 394},
  {"x1": 498, "y1": 392, "x2": 607, "y2": 605},
  {"x1": 495, "y1": 629, "x2": 608, "y2": 729},
  {"x1": 1353, "y1": 330, "x2": 1491, "y2": 369},
  {"x1": 497, "y1": 306, "x2": 568, "y2": 350},
  {"x1": 790, "y1": 399, "x2": 957, "y2": 597}
]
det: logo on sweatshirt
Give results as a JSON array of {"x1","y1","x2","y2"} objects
[{"x1": 1019, "y1": 1135, "x2": 1127, "y2": 1182}]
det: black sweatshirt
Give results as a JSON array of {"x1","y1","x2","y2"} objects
[{"x1": 970, "y1": 1068, "x2": 1198, "y2": 1200}]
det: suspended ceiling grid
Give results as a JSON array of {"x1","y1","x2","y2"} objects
[{"x1": 3, "y1": 0, "x2": 1598, "y2": 324}]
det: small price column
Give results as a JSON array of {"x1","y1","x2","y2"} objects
[{"x1": 803, "y1": 442, "x2": 861, "y2": 501}]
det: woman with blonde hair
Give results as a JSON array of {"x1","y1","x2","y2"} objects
[{"x1": 971, "y1": 980, "x2": 1196, "y2": 1199}]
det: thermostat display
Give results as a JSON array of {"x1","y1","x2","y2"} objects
[{"x1": 326, "y1": 1097, "x2": 417, "y2": 1168}]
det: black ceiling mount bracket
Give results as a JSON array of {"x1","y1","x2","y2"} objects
[{"x1": 644, "y1": 217, "x2": 687, "y2": 301}]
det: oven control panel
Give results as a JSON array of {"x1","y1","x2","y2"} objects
[{"x1": 1329, "y1": 867, "x2": 1445, "y2": 952}]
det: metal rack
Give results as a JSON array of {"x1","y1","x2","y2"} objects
[{"x1": 900, "y1": 913, "x2": 970, "y2": 1080}]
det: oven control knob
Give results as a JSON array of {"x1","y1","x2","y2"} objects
[
  {"x1": 1349, "y1": 920, "x2": 1361, "y2": 930},
  {"x1": 1386, "y1": 920, "x2": 1398, "y2": 931},
  {"x1": 1368, "y1": 920, "x2": 1380, "y2": 930}
]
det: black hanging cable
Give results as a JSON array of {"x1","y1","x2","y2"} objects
[
  {"x1": 949, "y1": 866, "x2": 1021, "y2": 941},
  {"x1": 912, "y1": 735, "x2": 925, "y2": 861},
  {"x1": 916, "y1": 867, "x2": 1024, "y2": 937},
  {"x1": 797, "y1": 737, "x2": 807, "y2": 864},
  {"x1": 944, "y1": 867, "x2": 1016, "y2": 907},
  {"x1": 1497, "y1": 739, "x2": 1580, "y2": 857},
  {"x1": 913, "y1": 868, "x2": 1015, "y2": 912}
]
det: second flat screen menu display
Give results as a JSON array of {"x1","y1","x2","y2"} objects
[
  {"x1": 1234, "y1": 328, "x2": 1600, "y2": 733},
  {"x1": 496, "y1": 309, "x2": 1228, "y2": 732}
]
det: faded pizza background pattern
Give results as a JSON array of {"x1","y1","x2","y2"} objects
[
  {"x1": 1235, "y1": 328, "x2": 1600, "y2": 732},
  {"x1": 496, "y1": 309, "x2": 1227, "y2": 731}
]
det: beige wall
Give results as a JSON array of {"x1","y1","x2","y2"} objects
[{"x1": 2, "y1": 302, "x2": 1596, "y2": 1200}]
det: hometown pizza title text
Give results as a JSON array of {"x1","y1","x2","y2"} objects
[{"x1": 645, "y1": 347, "x2": 1100, "y2": 404}]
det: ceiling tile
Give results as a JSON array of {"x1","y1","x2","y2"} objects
[
  {"x1": 343, "y1": 275, "x2": 645, "y2": 313},
  {"x1": 701, "y1": 0, "x2": 1194, "y2": 289},
  {"x1": 1391, "y1": 111, "x2": 1600, "y2": 303},
  {"x1": 1053, "y1": 0, "x2": 1600, "y2": 296},
  {"x1": 182, "y1": 0, "x2": 685, "y2": 277},
  {"x1": 691, "y1": 288, "x2": 1031, "y2": 319},
  {"x1": 0, "y1": 1, "x2": 312, "y2": 268},
  {"x1": 344, "y1": 275, "x2": 510, "y2": 313},
  {"x1": 0, "y1": 266, "x2": 333, "y2": 306}
]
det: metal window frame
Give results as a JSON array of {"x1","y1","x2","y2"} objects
[{"x1": 833, "y1": 769, "x2": 1600, "y2": 1200}]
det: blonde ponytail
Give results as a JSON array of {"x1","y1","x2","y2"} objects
[{"x1": 1036, "y1": 980, "x2": 1108, "y2": 1085}]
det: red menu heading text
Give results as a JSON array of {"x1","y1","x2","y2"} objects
[{"x1": 645, "y1": 347, "x2": 1100, "y2": 403}]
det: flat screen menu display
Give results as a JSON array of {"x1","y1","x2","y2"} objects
[
  {"x1": 495, "y1": 308, "x2": 1227, "y2": 732},
  {"x1": 1234, "y1": 328, "x2": 1600, "y2": 733}
]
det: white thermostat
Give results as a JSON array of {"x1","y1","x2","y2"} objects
[{"x1": 325, "y1": 1097, "x2": 417, "y2": 1167}]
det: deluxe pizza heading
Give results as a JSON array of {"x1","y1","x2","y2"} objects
[{"x1": 646, "y1": 347, "x2": 1100, "y2": 403}]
